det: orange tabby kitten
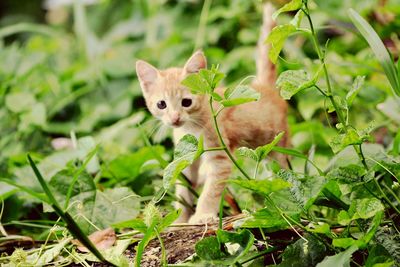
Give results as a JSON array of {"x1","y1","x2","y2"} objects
[{"x1": 136, "y1": 3, "x2": 288, "y2": 223}]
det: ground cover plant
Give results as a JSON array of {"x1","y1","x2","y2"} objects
[{"x1": 0, "y1": 0, "x2": 400, "y2": 266}]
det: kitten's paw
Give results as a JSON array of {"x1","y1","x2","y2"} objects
[{"x1": 189, "y1": 213, "x2": 218, "y2": 224}]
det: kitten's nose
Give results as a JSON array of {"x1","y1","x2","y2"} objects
[{"x1": 170, "y1": 113, "x2": 181, "y2": 126}]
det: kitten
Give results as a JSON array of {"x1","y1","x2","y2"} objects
[{"x1": 136, "y1": 3, "x2": 288, "y2": 223}]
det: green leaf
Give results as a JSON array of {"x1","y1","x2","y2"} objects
[
  {"x1": 237, "y1": 132, "x2": 284, "y2": 162},
  {"x1": 181, "y1": 73, "x2": 210, "y2": 94},
  {"x1": 5, "y1": 92, "x2": 36, "y2": 113},
  {"x1": 216, "y1": 229, "x2": 254, "y2": 264},
  {"x1": 199, "y1": 67, "x2": 225, "y2": 90},
  {"x1": 241, "y1": 207, "x2": 300, "y2": 231},
  {"x1": 276, "y1": 70, "x2": 317, "y2": 100},
  {"x1": 220, "y1": 85, "x2": 260, "y2": 107},
  {"x1": 337, "y1": 198, "x2": 384, "y2": 225},
  {"x1": 181, "y1": 67, "x2": 225, "y2": 94},
  {"x1": 316, "y1": 245, "x2": 358, "y2": 267},
  {"x1": 255, "y1": 132, "x2": 285, "y2": 160},
  {"x1": 375, "y1": 227, "x2": 400, "y2": 264},
  {"x1": 348, "y1": 9, "x2": 400, "y2": 96},
  {"x1": 237, "y1": 147, "x2": 258, "y2": 161},
  {"x1": 365, "y1": 244, "x2": 394, "y2": 267},
  {"x1": 195, "y1": 236, "x2": 226, "y2": 261},
  {"x1": 332, "y1": 238, "x2": 359, "y2": 249},
  {"x1": 290, "y1": 10, "x2": 305, "y2": 28},
  {"x1": 163, "y1": 134, "x2": 203, "y2": 190},
  {"x1": 267, "y1": 24, "x2": 297, "y2": 64},
  {"x1": 346, "y1": 76, "x2": 365, "y2": 106},
  {"x1": 329, "y1": 129, "x2": 362, "y2": 154},
  {"x1": 102, "y1": 146, "x2": 165, "y2": 181},
  {"x1": 48, "y1": 170, "x2": 140, "y2": 233},
  {"x1": 228, "y1": 178, "x2": 291, "y2": 196},
  {"x1": 134, "y1": 209, "x2": 181, "y2": 267},
  {"x1": 327, "y1": 165, "x2": 366, "y2": 184},
  {"x1": 362, "y1": 211, "x2": 383, "y2": 245},
  {"x1": 174, "y1": 134, "x2": 201, "y2": 159},
  {"x1": 272, "y1": 0, "x2": 303, "y2": 20},
  {"x1": 278, "y1": 170, "x2": 327, "y2": 210},
  {"x1": 278, "y1": 235, "x2": 328, "y2": 267}
]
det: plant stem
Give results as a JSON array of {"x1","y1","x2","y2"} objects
[
  {"x1": 209, "y1": 97, "x2": 252, "y2": 180},
  {"x1": 303, "y1": 4, "x2": 370, "y2": 170},
  {"x1": 253, "y1": 161, "x2": 260, "y2": 179},
  {"x1": 155, "y1": 228, "x2": 167, "y2": 267}
]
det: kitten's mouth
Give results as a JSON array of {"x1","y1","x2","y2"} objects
[{"x1": 171, "y1": 121, "x2": 184, "y2": 128}]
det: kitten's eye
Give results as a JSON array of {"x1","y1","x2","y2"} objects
[
  {"x1": 157, "y1": 100, "x2": 167, "y2": 109},
  {"x1": 181, "y1": 98, "x2": 192, "y2": 107}
]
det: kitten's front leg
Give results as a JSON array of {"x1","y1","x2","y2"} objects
[
  {"x1": 174, "y1": 160, "x2": 200, "y2": 223},
  {"x1": 189, "y1": 152, "x2": 231, "y2": 223}
]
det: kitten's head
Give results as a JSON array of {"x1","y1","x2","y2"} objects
[{"x1": 136, "y1": 51, "x2": 207, "y2": 128}]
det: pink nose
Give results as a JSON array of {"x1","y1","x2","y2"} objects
[{"x1": 171, "y1": 116, "x2": 180, "y2": 125}]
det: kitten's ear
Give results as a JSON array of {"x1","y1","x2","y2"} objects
[
  {"x1": 183, "y1": 51, "x2": 207, "y2": 74},
  {"x1": 136, "y1": 60, "x2": 159, "y2": 92}
]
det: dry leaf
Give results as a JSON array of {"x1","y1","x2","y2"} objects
[{"x1": 72, "y1": 227, "x2": 116, "y2": 252}]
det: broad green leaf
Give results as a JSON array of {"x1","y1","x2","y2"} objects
[
  {"x1": 195, "y1": 236, "x2": 226, "y2": 261},
  {"x1": 306, "y1": 223, "x2": 331, "y2": 236},
  {"x1": 365, "y1": 244, "x2": 394, "y2": 267},
  {"x1": 48, "y1": 170, "x2": 140, "y2": 234},
  {"x1": 163, "y1": 134, "x2": 203, "y2": 190},
  {"x1": 228, "y1": 178, "x2": 291, "y2": 196},
  {"x1": 278, "y1": 235, "x2": 328, "y2": 267},
  {"x1": 267, "y1": 24, "x2": 297, "y2": 64},
  {"x1": 5, "y1": 92, "x2": 36, "y2": 113},
  {"x1": 349, "y1": 9, "x2": 400, "y2": 96},
  {"x1": 327, "y1": 165, "x2": 366, "y2": 184},
  {"x1": 102, "y1": 146, "x2": 164, "y2": 181},
  {"x1": 374, "y1": 227, "x2": 400, "y2": 264},
  {"x1": 362, "y1": 211, "x2": 383, "y2": 245},
  {"x1": 329, "y1": 129, "x2": 362, "y2": 154},
  {"x1": 220, "y1": 85, "x2": 260, "y2": 107},
  {"x1": 174, "y1": 134, "x2": 200, "y2": 159},
  {"x1": 276, "y1": 70, "x2": 316, "y2": 100},
  {"x1": 181, "y1": 73, "x2": 210, "y2": 94},
  {"x1": 241, "y1": 207, "x2": 300, "y2": 231},
  {"x1": 278, "y1": 170, "x2": 327, "y2": 210},
  {"x1": 332, "y1": 238, "x2": 359, "y2": 249},
  {"x1": 272, "y1": 0, "x2": 303, "y2": 20},
  {"x1": 346, "y1": 76, "x2": 365, "y2": 106},
  {"x1": 216, "y1": 229, "x2": 254, "y2": 264},
  {"x1": 316, "y1": 245, "x2": 358, "y2": 267},
  {"x1": 337, "y1": 198, "x2": 384, "y2": 225}
]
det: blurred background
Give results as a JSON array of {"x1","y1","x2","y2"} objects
[{"x1": 0, "y1": 0, "x2": 400, "y2": 235}]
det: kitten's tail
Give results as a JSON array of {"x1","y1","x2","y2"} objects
[{"x1": 256, "y1": 2, "x2": 276, "y2": 86}]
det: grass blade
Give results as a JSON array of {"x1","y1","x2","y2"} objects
[
  {"x1": 348, "y1": 8, "x2": 400, "y2": 96},
  {"x1": 27, "y1": 154, "x2": 114, "y2": 266},
  {"x1": 0, "y1": 178, "x2": 49, "y2": 203}
]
